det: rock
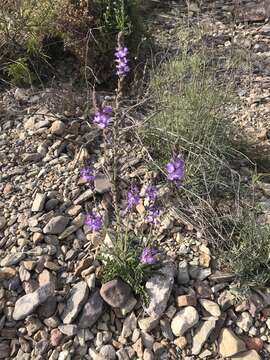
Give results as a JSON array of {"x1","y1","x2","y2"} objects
[
  {"x1": 143, "y1": 349, "x2": 154, "y2": 360},
  {"x1": 100, "y1": 279, "x2": 132, "y2": 308},
  {"x1": 50, "y1": 120, "x2": 66, "y2": 135},
  {"x1": 78, "y1": 290, "x2": 103, "y2": 328},
  {"x1": 13, "y1": 284, "x2": 54, "y2": 320},
  {"x1": 160, "y1": 318, "x2": 174, "y2": 340},
  {"x1": 209, "y1": 271, "x2": 235, "y2": 283},
  {"x1": 117, "y1": 296, "x2": 137, "y2": 316},
  {"x1": 174, "y1": 336, "x2": 187, "y2": 349},
  {"x1": 132, "y1": 338, "x2": 143, "y2": 358},
  {"x1": 0, "y1": 342, "x2": 10, "y2": 358},
  {"x1": 116, "y1": 348, "x2": 129, "y2": 360},
  {"x1": 74, "y1": 189, "x2": 94, "y2": 205},
  {"x1": 138, "y1": 316, "x2": 160, "y2": 332},
  {"x1": 189, "y1": 266, "x2": 211, "y2": 280},
  {"x1": 231, "y1": 350, "x2": 261, "y2": 360},
  {"x1": 145, "y1": 262, "x2": 175, "y2": 317},
  {"x1": 14, "y1": 88, "x2": 28, "y2": 101},
  {"x1": 240, "y1": 336, "x2": 263, "y2": 352},
  {"x1": 58, "y1": 325, "x2": 77, "y2": 336},
  {"x1": 191, "y1": 318, "x2": 216, "y2": 355},
  {"x1": 171, "y1": 306, "x2": 199, "y2": 337},
  {"x1": 100, "y1": 345, "x2": 116, "y2": 360},
  {"x1": 61, "y1": 281, "x2": 89, "y2": 324},
  {"x1": 177, "y1": 260, "x2": 190, "y2": 284},
  {"x1": 94, "y1": 175, "x2": 112, "y2": 194},
  {"x1": 32, "y1": 193, "x2": 47, "y2": 212},
  {"x1": 43, "y1": 216, "x2": 69, "y2": 235},
  {"x1": 0, "y1": 252, "x2": 25, "y2": 267},
  {"x1": 0, "y1": 217, "x2": 7, "y2": 230},
  {"x1": 37, "y1": 296, "x2": 57, "y2": 319},
  {"x1": 199, "y1": 299, "x2": 221, "y2": 317},
  {"x1": 50, "y1": 328, "x2": 63, "y2": 347},
  {"x1": 177, "y1": 294, "x2": 197, "y2": 307},
  {"x1": 218, "y1": 290, "x2": 235, "y2": 310},
  {"x1": 121, "y1": 312, "x2": 137, "y2": 338},
  {"x1": 236, "y1": 312, "x2": 253, "y2": 332},
  {"x1": 218, "y1": 328, "x2": 246, "y2": 357}
]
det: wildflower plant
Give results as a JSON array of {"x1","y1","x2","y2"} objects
[{"x1": 80, "y1": 31, "x2": 185, "y2": 303}]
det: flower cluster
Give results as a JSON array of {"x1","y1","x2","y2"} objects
[
  {"x1": 93, "y1": 106, "x2": 113, "y2": 129},
  {"x1": 115, "y1": 47, "x2": 130, "y2": 76},
  {"x1": 145, "y1": 205, "x2": 160, "y2": 225},
  {"x1": 145, "y1": 184, "x2": 157, "y2": 203},
  {"x1": 127, "y1": 186, "x2": 140, "y2": 210},
  {"x1": 80, "y1": 167, "x2": 95, "y2": 183},
  {"x1": 166, "y1": 154, "x2": 185, "y2": 182},
  {"x1": 140, "y1": 247, "x2": 158, "y2": 265},
  {"x1": 85, "y1": 211, "x2": 103, "y2": 232}
]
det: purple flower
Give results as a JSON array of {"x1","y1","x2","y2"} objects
[
  {"x1": 93, "y1": 106, "x2": 113, "y2": 129},
  {"x1": 145, "y1": 206, "x2": 160, "y2": 225},
  {"x1": 140, "y1": 247, "x2": 158, "y2": 265},
  {"x1": 85, "y1": 211, "x2": 103, "y2": 232},
  {"x1": 127, "y1": 186, "x2": 140, "y2": 210},
  {"x1": 115, "y1": 46, "x2": 130, "y2": 76},
  {"x1": 80, "y1": 167, "x2": 95, "y2": 183},
  {"x1": 145, "y1": 184, "x2": 157, "y2": 202},
  {"x1": 166, "y1": 154, "x2": 184, "y2": 181}
]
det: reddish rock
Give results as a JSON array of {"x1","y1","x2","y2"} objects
[
  {"x1": 176, "y1": 294, "x2": 197, "y2": 307},
  {"x1": 75, "y1": 257, "x2": 93, "y2": 276},
  {"x1": 240, "y1": 335, "x2": 264, "y2": 352},
  {"x1": 50, "y1": 328, "x2": 63, "y2": 347}
]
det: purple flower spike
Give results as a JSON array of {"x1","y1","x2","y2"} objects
[
  {"x1": 127, "y1": 186, "x2": 140, "y2": 210},
  {"x1": 166, "y1": 154, "x2": 185, "y2": 181},
  {"x1": 145, "y1": 184, "x2": 157, "y2": 202},
  {"x1": 115, "y1": 46, "x2": 130, "y2": 76},
  {"x1": 145, "y1": 206, "x2": 160, "y2": 225},
  {"x1": 80, "y1": 167, "x2": 95, "y2": 183},
  {"x1": 140, "y1": 247, "x2": 158, "y2": 265},
  {"x1": 85, "y1": 211, "x2": 103, "y2": 232},
  {"x1": 93, "y1": 106, "x2": 113, "y2": 129}
]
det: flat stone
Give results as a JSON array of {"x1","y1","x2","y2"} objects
[
  {"x1": 189, "y1": 266, "x2": 211, "y2": 280},
  {"x1": 191, "y1": 318, "x2": 216, "y2": 355},
  {"x1": 74, "y1": 189, "x2": 94, "y2": 205},
  {"x1": 143, "y1": 349, "x2": 154, "y2": 360},
  {"x1": 145, "y1": 262, "x2": 175, "y2": 317},
  {"x1": 13, "y1": 284, "x2": 54, "y2": 320},
  {"x1": 78, "y1": 290, "x2": 103, "y2": 328},
  {"x1": 43, "y1": 216, "x2": 69, "y2": 235},
  {"x1": 121, "y1": 312, "x2": 137, "y2": 338},
  {"x1": 177, "y1": 260, "x2": 190, "y2": 285},
  {"x1": 100, "y1": 279, "x2": 132, "y2": 308},
  {"x1": 58, "y1": 324, "x2": 78, "y2": 336},
  {"x1": 32, "y1": 193, "x2": 47, "y2": 212},
  {"x1": 177, "y1": 294, "x2": 197, "y2": 307},
  {"x1": 0, "y1": 253, "x2": 25, "y2": 267},
  {"x1": 61, "y1": 281, "x2": 89, "y2": 324},
  {"x1": 0, "y1": 217, "x2": 7, "y2": 230},
  {"x1": 171, "y1": 306, "x2": 199, "y2": 337},
  {"x1": 199, "y1": 299, "x2": 221, "y2": 317},
  {"x1": 209, "y1": 271, "x2": 235, "y2": 283},
  {"x1": 219, "y1": 328, "x2": 246, "y2": 357},
  {"x1": 0, "y1": 342, "x2": 10, "y2": 358},
  {"x1": 138, "y1": 316, "x2": 160, "y2": 332},
  {"x1": 232, "y1": 350, "x2": 261, "y2": 360}
]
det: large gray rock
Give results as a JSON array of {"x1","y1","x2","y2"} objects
[
  {"x1": 177, "y1": 260, "x2": 190, "y2": 285},
  {"x1": 145, "y1": 262, "x2": 176, "y2": 317},
  {"x1": 78, "y1": 290, "x2": 103, "y2": 328},
  {"x1": 0, "y1": 253, "x2": 25, "y2": 267},
  {"x1": 99, "y1": 345, "x2": 116, "y2": 360},
  {"x1": 61, "y1": 281, "x2": 89, "y2": 324},
  {"x1": 32, "y1": 193, "x2": 47, "y2": 212},
  {"x1": 100, "y1": 279, "x2": 132, "y2": 308},
  {"x1": 171, "y1": 306, "x2": 199, "y2": 337},
  {"x1": 13, "y1": 284, "x2": 54, "y2": 320},
  {"x1": 192, "y1": 318, "x2": 216, "y2": 355},
  {"x1": 43, "y1": 216, "x2": 69, "y2": 235}
]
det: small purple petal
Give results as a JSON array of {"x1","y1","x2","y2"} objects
[
  {"x1": 166, "y1": 154, "x2": 184, "y2": 182},
  {"x1": 85, "y1": 211, "x2": 103, "y2": 232},
  {"x1": 140, "y1": 247, "x2": 158, "y2": 265}
]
